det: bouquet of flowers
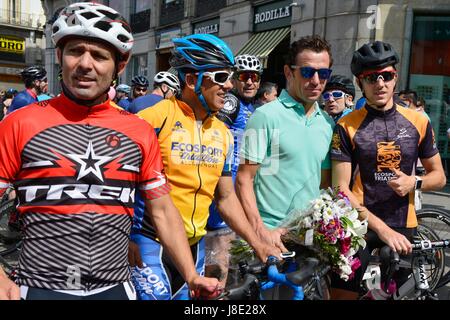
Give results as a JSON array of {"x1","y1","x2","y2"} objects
[
  {"x1": 229, "y1": 188, "x2": 368, "y2": 281},
  {"x1": 280, "y1": 188, "x2": 368, "y2": 281}
]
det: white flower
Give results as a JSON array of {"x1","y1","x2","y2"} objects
[
  {"x1": 303, "y1": 216, "x2": 313, "y2": 229},
  {"x1": 338, "y1": 255, "x2": 353, "y2": 280}
]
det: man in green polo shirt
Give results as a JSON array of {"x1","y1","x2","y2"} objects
[{"x1": 236, "y1": 35, "x2": 335, "y2": 251}]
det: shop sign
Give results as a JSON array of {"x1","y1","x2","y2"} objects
[
  {"x1": 156, "y1": 28, "x2": 182, "y2": 49},
  {"x1": 254, "y1": 0, "x2": 292, "y2": 32},
  {"x1": 0, "y1": 35, "x2": 25, "y2": 62},
  {"x1": 193, "y1": 18, "x2": 220, "y2": 35},
  {"x1": 0, "y1": 35, "x2": 25, "y2": 54}
]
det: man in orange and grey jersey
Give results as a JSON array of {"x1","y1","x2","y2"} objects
[{"x1": 330, "y1": 41, "x2": 446, "y2": 299}]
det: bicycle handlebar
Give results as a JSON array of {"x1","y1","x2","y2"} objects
[
  {"x1": 223, "y1": 255, "x2": 327, "y2": 300},
  {"x1": 411, "y1": 239, "x2": 450, "y2": 250}
]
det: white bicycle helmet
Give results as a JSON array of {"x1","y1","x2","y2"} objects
[
  {"x1": 235, "y1": 55, "x2": 263, "y2": 73},
  {"x1": 154, "y1": 71, "x2": 181, "y2": 94},
  {"x1": 51, "y1": 2, "x2": 133, "y2": 61}
]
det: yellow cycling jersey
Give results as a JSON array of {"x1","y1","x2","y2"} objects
[{"x1": 138, "y1": 97, "x2": 233, "y2": 244}]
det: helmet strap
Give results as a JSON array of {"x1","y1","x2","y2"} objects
[{"x1": 194, "y1": 72, "x2": 212, "y2": 115}]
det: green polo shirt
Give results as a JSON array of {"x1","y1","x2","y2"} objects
[{"x1": 241, "y1": 89, "x2": 334, "y2": 228}]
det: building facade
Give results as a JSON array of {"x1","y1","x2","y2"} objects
[
  {"x1": 41, "y1": 0, "x2": 450, "y2": 168},
  {"x1": 0, "y1": 0, "x2": 46, "y2": 91}
]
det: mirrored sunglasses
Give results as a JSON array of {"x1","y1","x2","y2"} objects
[
  {"x1": 236, "y1": 72, "x2": 261, "y2": 83},
  {"x1": 291, "y1": 66, "x2": 332, "y2": 80},
  {"x1": 202, "y1": 71, "x2": 234, "y2": 86},
  {"x1": 322, "y1": 90, "x2": 345, "y2": 101},
  {"x1": 360, "y1": 71, "x2": 396, "y2": 84}
]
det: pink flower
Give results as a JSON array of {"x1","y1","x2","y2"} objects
[
  {"x1": 340, "y1": 237, "x2": 352, "y2": 254},
  {"x1": 351, "y1": 257, "x2": 361, "y2": 272}
]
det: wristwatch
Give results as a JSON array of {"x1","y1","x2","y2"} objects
[{"x1": 414, "y1": 176, "x2": 423, "y2": 190}]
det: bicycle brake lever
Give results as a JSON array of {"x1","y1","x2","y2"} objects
[{"x1": 280, "y1": 251, "x2": 296, "y2": 259}]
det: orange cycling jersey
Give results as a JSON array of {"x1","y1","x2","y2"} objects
[
  {"x1": 0, "y1": 94, "x2": 170, "y2": 290},
  {"x1": 135, "y1": 97, "x2": 233, "y2": 245},
  {"x1": 331, "y1": 104, "x2": 439, "y2": 228}
]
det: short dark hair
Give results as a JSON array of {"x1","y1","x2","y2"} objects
[
  {"x1": 285, "y1": 35, "x2": 333, "y2": 67},
  {"x1": 398, "y1": 89, "x2": 418, "y2": 105},
  {"x1": 256, "y1": 82, "x2": 278, "y2": 100}
]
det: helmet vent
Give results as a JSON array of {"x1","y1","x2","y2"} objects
[
  {"x1": 117, "y1": 34, "x2": 130, "y2": 43},
  {"x1": 80, "y1": 11, "x2": 99, "y2": 20},
  {"x1": 94, "y1": 20, "x2": 112, "y2": 32},
  {"x1": 97, "y1": 9, "x2": 119, "y2": 20}
]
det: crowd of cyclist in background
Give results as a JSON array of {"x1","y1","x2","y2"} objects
[{"x1": 0, "y1": 68, "x2": 434, "y2": 127}]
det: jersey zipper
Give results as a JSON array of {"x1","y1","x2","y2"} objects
[{"x1": 190, "y1": 120, "x2": 204, "y2": 241}]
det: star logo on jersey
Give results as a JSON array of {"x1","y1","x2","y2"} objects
[{"x1": 66, "y1": 141, "x2": 113, "y2": 182}]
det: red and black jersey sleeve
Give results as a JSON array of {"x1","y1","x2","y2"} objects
[{"x1": 138, "y1": 123, "x2": 171, "y2": 200}]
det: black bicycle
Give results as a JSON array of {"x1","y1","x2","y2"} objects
[
  {"x1": 417, "y1": 208, "x2": 450, "y2": 291},
  {"x1": 361, "y1": 222, "x2": 450, "y2": 300}
]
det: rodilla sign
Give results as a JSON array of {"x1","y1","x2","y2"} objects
[
  {"x1": 0, "y1": 35, "x2": 25, "y2": 62},
  {"x1": 253, "y1": 0, "x2": 292, "y2": 32}
]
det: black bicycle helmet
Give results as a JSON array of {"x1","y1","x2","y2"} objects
[
  {"x1": 351, "y1": 41, "x2": 399, "y2": 76},
  {"x1": 131, "y1": 75, "x2": 149, "y2": 88},
  {"x1": 20, "y1": 65, "x2": 47, "y2": 82},
  {"x1": 324, "y1": 75, "x2": 355, "y2": 98}
]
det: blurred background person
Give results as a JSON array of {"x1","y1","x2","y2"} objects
[
  {"x1": 118, "y1": 75, "x2": 149, "y2": 111},
  {"x1": 8, "y1": 66, "x2": 48, "y2": 114},
  {"x1": 128, "y1": 71, "x2": 180, "y2": 114},
  {"x1": 254, "y1": 82, "x2": 278, "y2": 108},
  {"x1": 114, "y1": 84, "x2": 131, "y2": 104},
  {"x1": 322, "y1": 75, "x2": 355, "y2": 123},
  {"x1": 1, "y1": 88, "x2": 18, "y2": 119}
]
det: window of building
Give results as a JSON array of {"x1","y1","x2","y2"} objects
[
  {"x1": 132, "y1": 0, "x2": 152, "y2": 14},
  {"x1": 129, "y1": 54, "x2": 148, "y2": 83}
]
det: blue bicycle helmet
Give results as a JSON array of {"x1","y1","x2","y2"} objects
[{"x1": 170, "y1": 34, "x2": 234, "y2": 113}]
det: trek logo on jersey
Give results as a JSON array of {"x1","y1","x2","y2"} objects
[
  {"x1": 374, "y1": 141, "x2": 401, "y2": 182},
  {"x1": 17, "y1": 126, "x2": 142, "y2": 208},
  {"x1": 17, "y1": 183, "x2": 135, "y2": 205},
  {"x1": 171, "y1": 142, "x2": 224, "y2": 165}
]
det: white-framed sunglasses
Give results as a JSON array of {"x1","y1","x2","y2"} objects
[
  {"x1": 322, "y1": 90, "x2": 346, "y2": 101},
  {"x1": 201, "y1": 70, "x2": 234, "y2": 86}
]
